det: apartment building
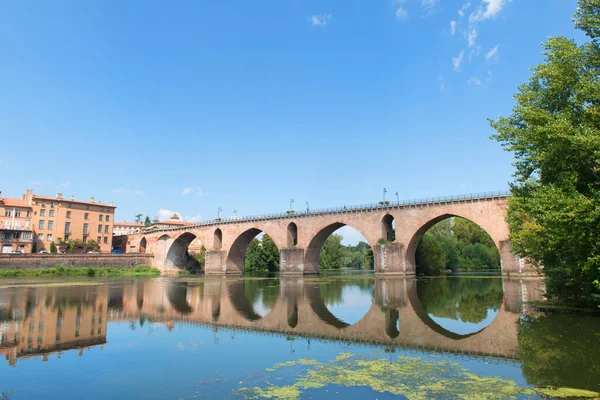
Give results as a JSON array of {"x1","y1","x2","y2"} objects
[
  {"x1": 0, "y1": 192, "x2": 34, "y2": 253},
  {"x1": 113, "y1": 221, "x2": 144, "y2": 236},
  {"x1": 26, "y1": 190, "x2": 116, "y2": 253}
]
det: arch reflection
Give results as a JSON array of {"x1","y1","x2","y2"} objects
[{"x1": 228, "y1": 280, "x2": 279, "y2": 321}]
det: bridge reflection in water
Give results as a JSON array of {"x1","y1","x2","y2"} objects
[{"x1": 0, "y1": 277, "x2": 544, "y2": 366}]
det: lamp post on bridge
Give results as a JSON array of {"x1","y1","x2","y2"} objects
[
  {"x1": 306, "y1": 201, "x2": 309, "y2": 213},
  {"x1": 396, "y1": 191, "x2": 399, "y2": 203},
  {"x1": 290, "y1": 198, "x2": 294, "y2": 210},
  {"x1": 383, "y1": 188, "x2": 387, "y2": 202},
  {"x1": 216, "y1": 207, "x2": 222, "y2": 221}
]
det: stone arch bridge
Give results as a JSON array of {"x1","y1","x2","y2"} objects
[{"x1": 119, "y1": 192, "x2": 535, "y2": 276}]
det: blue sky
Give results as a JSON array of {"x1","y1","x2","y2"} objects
[{"x1": 0, "y1": 0, "x2": 583, "y2": 231}]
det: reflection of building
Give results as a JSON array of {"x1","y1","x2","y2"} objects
[
  {"x1": 0, "y1": 192, "x2": 34, "y2": 253},
  {"x1": 113, "y1": 222, "x2": 144, "y2": 236},
  {"x1": 0, "y1": 287, "x2": 108, "y2": 366}
]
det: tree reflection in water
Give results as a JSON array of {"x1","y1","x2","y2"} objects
[
  {"x1": 416, "y1": 277, "x2": 503, "y2": 331},
  {"x1": 518, "y1": 312, "x2": 600, "y2": 394},
  {"x1": 243, "y1": 279, "x2": 278, "y2": 317}
]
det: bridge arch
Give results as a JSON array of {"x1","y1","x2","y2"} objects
[
  {"x1": 226, "y1": 227, "x2": 280, "y2": 274},
  {"x1": 382, "y1": 214, "x2": 395, "y2": 242},
  {"x1": 213, "y1": 229, "x2": 223, "y2": 251},
  {"x1": 405, "y1": 213, "x2": 503, "y2": 275},
  {"x1": 305, "y1": 222, "x2": 374, "y2": 273},
  {"x1": 139, "y1": 237, "x2": 147, "y2": 254},
  {"x1": 287, "y1": 222, "x2": 298, "y2": 247},
  {"x1": 165, "y1": 232, "x2": 197, "y2": 271}
]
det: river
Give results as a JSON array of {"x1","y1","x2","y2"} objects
[{"x1": 0, "y1": 275, "x2": 598, "y2": 399}]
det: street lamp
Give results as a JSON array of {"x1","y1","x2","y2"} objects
[
  {"x1": 217, "y1": 207, "x2": 222, "y2": 219},
  {"x1": 290, "y1": 198, "x2": 294, "y2": 210},
  {"x1": 396, "y1": 191, "x2": 399, "y2": 203},
  {"x1": 233, "y1": 209, "x2": 238, "y2": 217},
  {"x1": 306, "y1": 201, "x2": 309, "y2": 213},
  {"x1": 383, "y1": 188, "x2": 387, "y2": 202}
]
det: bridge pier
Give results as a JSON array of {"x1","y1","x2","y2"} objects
[
  {"x1": 205, "y1": 250, "x2": 229, "y2": 275},
  {"x1": 374, "y1": 243, "x2": 413, "y2": 276},
  {"x1": 279, "y1": 248, "x2": 306, "y2": 275}
]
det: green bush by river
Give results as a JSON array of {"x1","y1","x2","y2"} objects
[{"x1": 0, "y1": 266, "x2": 160, "y2": 278}]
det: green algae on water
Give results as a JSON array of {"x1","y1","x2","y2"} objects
[{"x1": 235, "y1": 353, "x2": 600, "y2": 399}]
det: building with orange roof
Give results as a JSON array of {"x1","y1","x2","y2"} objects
[{"x1": 0, "y1": 191, "x2": 34, "y2": 253}]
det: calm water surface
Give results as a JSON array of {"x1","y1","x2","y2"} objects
[{"x1": 0, "y1": 275, "x2": 598, "y2": 399}]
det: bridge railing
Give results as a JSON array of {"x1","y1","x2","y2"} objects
[{"x1": 140, "y1": 190, "x2": 511, "y2": 234}]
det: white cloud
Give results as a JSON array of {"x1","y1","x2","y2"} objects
[
  {"x1": 395, "y1": 7, "x2": 408, "y2": 20},
  {"x1": 421, "y1": 0, "x2": 438, "y2": 9},
  {"x1": 468, "y1": 76, "x2": 482, "y2": 86},
  {"x1": 450, "y1": 20, "x2": 457, "y2": 35},
  {"x1": 458, "y1": 2, "x2": 471, "y2": 17},
  {"x1": 484, "y1": 44, "x2": 500, "y2": 62},
  {"x1": 183, "y1": 215, "x2": 202, "y2": 223},
  {"x1": 112, "y1": 188, "x2": 145, "y2": 196},
  {"x1": 28, "y1": 179, "x2": 70, "y2": 189},
  {"x1": 180, "y1": 187, "x2": 206, "y2": 197},
  {"x1": 158, "y1": 209, "x2": 180, "y2": 221},
  {"x1": 453, "y1": 50, "x2": 465, "y2": 72},
  {"x1": 469, "y1": 0, "x2": 506, "y2": 23},
  {"x1": 467, "y1": 28, "x2": 478, "y2": 47},
  {"x1": 310, "y1": 14, "x2": 332, "y2": 27}
]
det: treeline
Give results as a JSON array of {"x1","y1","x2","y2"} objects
[
  {"x1": 415, "y1": 218, "x2": 500, "y2": 275},
  {"x1": 245, "y1": 234, "x2": 279, "y2": 273},
  {"x1": 320, "y1": 234, "x2": 374, "y2": 270}
]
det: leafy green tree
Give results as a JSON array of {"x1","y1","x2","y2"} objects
[
  {"x1": 50, "y1": 242, "x2": 57, "y2": 254},
  {"x1": 320, "y1": 234, "x2": 344, "y2": 269},
  {"x1": 416, "y1": 233, "x2": 447, "y2": 275},
  {"x1": 135, "y1": 214, "x2": 144, "y2": 224},
  {"x1": 144, "y1": 216, "x2": 152, "y2": 227},
  {"x1": 490, "y1": 0, "x2": 600, "y2": 307},
  {"x1": 244, "y1": 234, "x2": 279, "y2": 273},
  {"x1": 261, "y1": 234, "x2": 280, "y2": 272}
]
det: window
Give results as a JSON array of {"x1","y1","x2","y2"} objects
[
  {"x1": 51, "y1": 202, "x2": 55, "y2": 208},
  {"x1": 47, "y1": 234, "x2": 52, "y2": 241},
  {"x1": 15, "y1": 210, "x2": 21, "y2": 218},
  {"x1": 26, "y1": 211, "x2": 30, "y2": 218},
  {"x1": 104, "y1": 225, "x2": 109, "y2": 233},
  {"x1": 98, "y1": 224, "x2": 102, "y2": 233},
  {"x1": 64, "y1": 222, "x2": 71, "y2": 233},
  {"x1": 64, "y1": 235, "x2": 69, "y2": 240},
  {"x1": 41, "y1": 202, "x2": 46, "y2": 207},
  {"x1": 38, "y1": 234, "x2": 44, "y2": 241},
  {"x1": 105, "y1": 215, "x2": 110, "y2": 222},
  {"x1": 83, "y1": 236, "x2": 88, "y2": 242},
  {"x1": 38, "y1": 220, "x2": 45, "y2": 230},
  {"x1": 83, "y1": 223, "x2": 89, "y2": 234},
  {"x1": 85, "y1": 205, "x2": 89, "y2": 210},
  {"x1": 48, "y1": 221, "x2": 54, "y2": 230},
  {"x1": 40, "y1": 209, "x2": 46, "y2": 217},
  {"x1": 84, "y1": 213, "x2": 89, "y2": 220},
  {"x1": 97, "y1": 236, "x2": 101, "y2": 243},
  {"x1": 67, "y1": 203, "x2": 71, "y2": 208},
  {"x1": 4, "y1": 210, "x2": 11, "y2": 217},
  {"x1": 99, "y1": 214, "x2": 103, "y2": 221},
  {"x1": 103, "y1": 237, "x2": 108, "y2": 244},
  {"x1": 49, "y1": 210, "x2": 55, "y2": 217},
  {"x1": 66, "y1": 211, "x2": 71, "y2": 218}
]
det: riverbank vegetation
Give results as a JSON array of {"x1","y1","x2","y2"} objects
[
  {"x1": 245, "y1": 234, "x2": 280, "y2": 273},
  {"x1": 415, "y1": 218, "x2": 500, "y2": 275},
  {"x1": 319, "y1": 234, "x2": 374, "y2": 270},
  {"x1": 0, "y1": 266, "x2": 160, "y2": 278},
  {"x1": 491, "y1": 0, "x2": 600, "y2": 308}
]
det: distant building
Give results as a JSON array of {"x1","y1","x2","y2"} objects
[
  {"x1": 145, "y1": 213, "x2": 193, "y2": 231},
  {"x1": 113, "y1": 221, "x2": 144, "y2": 236},
  {"x1": 26, "y1": 190, "x2": 116, "y2": 253},
  {"x1": 0, "y1": 192, "x2": 34, "y2": 253}
]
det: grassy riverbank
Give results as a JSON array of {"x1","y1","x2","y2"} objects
[{"x1": 0, "y1": 266, "x2": 161, "y2": 278}]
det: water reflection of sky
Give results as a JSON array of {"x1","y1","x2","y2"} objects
[
  {"x1": 251, "y1": 294, "x2": 272, "y2": 317},
  {"x1": 326, "y1": 286, "x2": 374, "y2": 325},
  {"x1": 429, "y1": 308, "x2": 500, "y2": 335}
]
